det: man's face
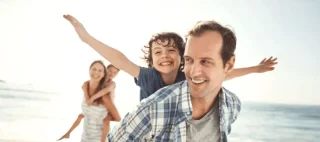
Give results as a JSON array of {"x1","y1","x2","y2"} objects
[
  {"x1": 151, "y1": 39, "x2": 181, "y2": 75},
  {"x1": 184, "y1": 31, "x2": 234, "y2": 99}
]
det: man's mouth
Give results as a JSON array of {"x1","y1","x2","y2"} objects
[{"x1": 191, "y1": 78, "x2": 207, "y2": 84}]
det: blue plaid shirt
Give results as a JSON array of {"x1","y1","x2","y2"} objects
[{"x1": 109, "y1": 81, "x2": 241, "y2": 142}]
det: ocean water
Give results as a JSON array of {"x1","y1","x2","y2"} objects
[
  {"x1": 0, "y1": 84, "x2": 84, "y2": 142},
  {"x1": 0, "y1": 85, "x2": 319, "y2": 142},
  {"x1": 228, "y1": 102, "x2": 320, "y2": 142}
]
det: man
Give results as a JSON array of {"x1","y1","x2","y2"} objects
[
  {"x1": 108, "y1": 20, "x2": 241, "y2": 142},
  {"x1": 63, "y1": 14, "x2": 277, "y2": 102}
]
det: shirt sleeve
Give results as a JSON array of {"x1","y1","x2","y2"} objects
[
  {"x1": 231, "y1": 94, "x2": 241, "y2": 124},
  {"x1": 109, "y1": 103, "x2": 152, "y2": 142},
  {"x1": 134, "y1": 67, "x2": 154, "y2": 87}
]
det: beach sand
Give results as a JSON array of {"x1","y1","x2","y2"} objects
[{"x1": 0, "y1": 139, "x2": 46, "y2": 142}]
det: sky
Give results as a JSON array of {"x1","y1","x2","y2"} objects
[{"x1": 1, "y1": 0, "x2": 319, "y2": 107}]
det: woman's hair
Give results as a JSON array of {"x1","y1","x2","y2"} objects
[{"x1": 89, "y1": 60, "x2": 108, "y2": 104}]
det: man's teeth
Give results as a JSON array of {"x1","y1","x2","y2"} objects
[
  {"x1": 191, "y1": 78, "x2": 206, "y2": 84},
  {"x1": 160, "y1": 62, "x2": 172, "y2": 66}
]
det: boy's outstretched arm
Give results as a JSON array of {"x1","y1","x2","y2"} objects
[
  {"x1": 226, "y1": 56, "x2": 278, "y2": 81},
  {"x1": 63, "y1": 14, "x2": 140, "y2": 78}
]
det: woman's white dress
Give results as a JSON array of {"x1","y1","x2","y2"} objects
[{"x1": 80, "y1": 100, "x2": 108, "y2": 142}]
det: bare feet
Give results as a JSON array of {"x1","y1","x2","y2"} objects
[{"x1": 57, "y1": 133, "x2": 70, "y2": 141}]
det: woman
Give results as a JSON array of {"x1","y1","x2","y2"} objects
[{"x1": 58, "y1": 61, "x2": 120, "y2": 142}]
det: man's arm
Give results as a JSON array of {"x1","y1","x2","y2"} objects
[
  {"x1": 225, "y1": 56, "x2": 278, "y2": 81},
  {"x1": 109, "y1": 104, "x2": 152, "y2": 141},
  {"x1": 63, "y1": 15, "x2": 140, "y2": 78}
]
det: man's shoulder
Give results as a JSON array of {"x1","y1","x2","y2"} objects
[
  {"x1": 222, "y1": 87, "x2": 241, "y2": 110},
  {"x1": 222, "y1": 87, "x2": 238, "y2": 100}
]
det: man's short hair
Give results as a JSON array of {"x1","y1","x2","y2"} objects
[{"x1": 187, "y1": 20, "x2": 237, "y2": 67}]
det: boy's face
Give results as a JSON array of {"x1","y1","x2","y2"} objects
[
  {"x1": 151, "y1": 39, "x2": 182, "y2": 75},
  {"x1": 107, "y1": 66, "x2": 119, "y2": 80}
]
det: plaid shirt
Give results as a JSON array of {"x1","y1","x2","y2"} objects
[{"x1": 109, "y1": 81, "x2": 241, "y2": 142}]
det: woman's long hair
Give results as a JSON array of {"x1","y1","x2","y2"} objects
[{"x1": 89, "y1": 60, "x2": 108, "y2": 104}]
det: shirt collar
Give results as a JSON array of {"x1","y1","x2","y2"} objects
[
  {"x1": 180, "y1": 82, "x2": 228, "y2": 116},
  {"x1": 180, "y1": 81, "x2": 193, "y2": 115}
]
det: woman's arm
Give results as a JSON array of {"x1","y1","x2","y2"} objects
[
  {"x1": 88, "y1": 82, "x2": 116, "y2": 105},
  {"x1": 82, "y1": 81, "x2": 90, "y2": 104}
]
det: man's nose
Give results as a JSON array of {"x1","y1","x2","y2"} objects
[{"x1": 190, "y1": 62, "x2": 203, "y2": 77}]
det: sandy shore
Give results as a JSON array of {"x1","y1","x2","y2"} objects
[{"x1": 0, "y1": 139, "x2": 47, "y2": 142}]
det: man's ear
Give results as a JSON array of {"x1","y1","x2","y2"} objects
[{"x1": 224, "y1": 56, "x2": 235, "y2": 74}]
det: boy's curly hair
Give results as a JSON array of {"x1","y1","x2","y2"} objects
[{"x1": 142, "y1": 32, "x2": 185, "y2": 69}]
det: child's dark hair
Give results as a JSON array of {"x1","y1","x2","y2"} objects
[{"x1": 107, "y1": 64, "x2": 120, "y2": 71}]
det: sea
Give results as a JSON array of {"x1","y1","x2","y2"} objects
[{"x1": 0, "y1": 83, "x2": 319, "y2": 142}]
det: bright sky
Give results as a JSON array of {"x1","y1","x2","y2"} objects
[{"x1": 1, "y1": 0, "x2": 319, "y2": 107}]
